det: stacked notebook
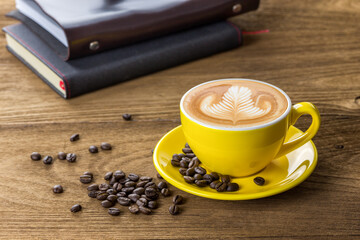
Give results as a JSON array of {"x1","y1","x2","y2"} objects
[{"x1": 3, "y1": 0, "x2": 260, "y2": 98}]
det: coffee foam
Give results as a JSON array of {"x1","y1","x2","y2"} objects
[{"x1": 182, "y1": 80, "x2": 289, "y2": 128}]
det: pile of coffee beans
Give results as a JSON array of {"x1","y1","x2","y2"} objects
[{"x1": 171, "y1": 143, "x2": 240, "y2": 192}]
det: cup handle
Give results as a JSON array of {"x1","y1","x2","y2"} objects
[{"x1": 275, "y1": 102, "x2": 320, "y2": 158}]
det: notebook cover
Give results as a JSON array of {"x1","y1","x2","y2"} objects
[
  {"x1": 3, "y1": 22, "x2": 242, "y2": 99},
  {"x1": 12, "y1": 0, "x2": 257, "y2": 60}
]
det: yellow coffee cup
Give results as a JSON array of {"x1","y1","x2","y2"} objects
[{"x1": 180, "y1": 79, "x2": 320, "y2": 177}]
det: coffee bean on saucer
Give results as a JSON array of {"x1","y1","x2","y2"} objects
[
  {"x1": 139, "y1": 206, "x2": 152, "y2": 215},
  {"x1": 114, "y1": 170, "x2": 125, "y2": 180},
  {"x1": 161, "y1": 188, "x2": 171, "y2": 197},
  {"x1": 80, "y1": 175, "x2": 92, "y2": 184},
  {"x1": 99, "y1": 183, "x2": 110, "y2": 191},
  {"x1": 107, "y1": 194, "x2": 118, "y2": 202},
  {"x1": 182, "y1": 157, "x2": 191, "y2": 163},
  {"x1": 210, "y1": 180, "x2": 220, "y2": 189},
  {"x1": 118, "y1": 197, "x2": 131, "y2": 206},
  {"x1": 221, "y1": 175, "x2": 231, "y2": 183},
  {"x1": 43, "y1": 156, "x2": 53, "y2": 164},
  {"x1": 66, "y1": 153, "x2": 77, "y2": 162},
  {"x1": 157, "y1": 181, "x2": 167, "y2": 190},
  {"x1": 88, "y1": 190, "x2": 98, "y2": 198},
  {"x1": 58, "y1": 152, "x2": 66, "y2": 160},
  {"x1": 97, "y1": 192, "x2": 109, "y2": 200},
  {"x1": 182, "y1": 148, "x2": 193, "y2": 153},
  {"x1": 128, "y1": 173, "x2": 139, "y2": 182},
  {"x1": 53, "y1": 185, "x2": 63, "y2": 193},
  {"x1": 173, "y1": 195, "x2": 183, "y2": 205},
  {"x1": 129, "y1": 204, "x2": 139, "y2": 214},
  {"x1": 87, "y1": 184, "x2": 99, "y2": 191},
  {"x1": 210, "y1": 172, "x2": 220, "y2": 180},
  {"x1": 215, "y1": 182, "x2": 227, "y2": 192},
  {"x1": 188, "y1": 158, "x2": 200, "y2": 168},
  {"x1": 101, "y1": 142, "x2": 112, "y2": 150},
  {"x1": 108, "y1": 208, "x2": 120, "y2": 216},
  {"x1": 101, "y1": 200, "x2": 114, "y2": 208},
  {"x1": 89, "y1": 145, "x2": 98, "y2": 153},
  {"x1": 185, "y1": 143, "x2": 190, "y2": 148},
  {"x1": 227, "y1": 183, "x2": 240, "y2": 192},
  {"x1": 195, "y1": 180, "x2": 208, "y2": 187},
  {"x1": 186, "y1": 167, "x2": 195, "y2": 176},
  {"x1": 179, "y1": 168, "x2": 187, "y2": 176},
  {"x1": 194, "y1": 167, "x2": 206, "y2": 175},
  {"x1": 203, "y1": 174, "x2": 214, "y2": 183},
  {"x1": 148, "y1": 201, "x2": 157, "y2": 209},
  {"x1": 254, "y1": 177, "x2": 265, "y2": 186},
  {"x1": 70, "y1": 204, "x2": 82, "y2": 213},
  {"x1": 185, "y1": 153, "x2": 196, "y2": 158},
  {"x1": 70, "y1": 133, "x2": 80, "y2": 142},
  {"x1": 83, "y1": 172, "x2": 93, "y2": 178},
  {"x1": 180, "y1": 159, "x2": 189, "y2": 168},
  {"x1": 157, "y1": 173, "x2": 163, "y2": 179},
  {"x1": 172, "y1": 154, "x2": 182, "y2": 161},
  {"x1": 104, "y1": 172, "x2": 113, "y2": 181},
  {"x1": 169, "y1": 204, "x2": 180, "y2": 215},
  {"x1": 140, "y1": 176, "x2": 153, "y2": 182},
  {"x1": 184, "y1": 176, "x2": 195, "y2": 184},
  {"x1": 122, "y1": 113, "x2": 132, "y2": 121},
  {"x1": 31, "y1": 152, "x2": 41, "y2": 161},
  {"x1": 171, "y1": 159, "x2": 181, "y2": 167},
  {"x1": 193, "y1": 174, "x2": 203, "y2": 180}
]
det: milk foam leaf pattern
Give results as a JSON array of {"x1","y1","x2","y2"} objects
[{"x1": 200, "y1": 86, "x2": 271, "y2": 124}]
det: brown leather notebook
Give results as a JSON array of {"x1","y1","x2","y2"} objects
[{"x1": 14, "y1": 0, "x2": 259, "y2": 60}]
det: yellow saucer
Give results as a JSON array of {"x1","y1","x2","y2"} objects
[{"x1": 153, "y1": 125, "x2": 318, "y2": 200}]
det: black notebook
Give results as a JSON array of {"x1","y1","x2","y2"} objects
[{"x1": 3, "y1": 22, "x2": 242, "y2": 99}]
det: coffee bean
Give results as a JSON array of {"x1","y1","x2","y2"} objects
[
  {"x1": 53, "y1": 185, "x2": 63, "y2": 193},
  {"x1": 179, "y1": 160, "x2": 189, "y2": 168},
  {"x1": 107, "y1": 188, "x2": 117, "y2": 195},
  {"x1": 116, "y1": 192, "x2": 127, "y2": 198},
  {"x1": 114, "y1": 170, "x2": 125, "y2": 180},
  {"x1": 88, "y1": 184, "x2": 99, "y2": 191},
  {"x1": 139, "y1": 176, "x2": 153, "y2": 182},
  {"x1": 122, "y1": 113, "x2": 132, "y2": 121},
  {"x1": 136, "y1": 181, "x2": 147, "y2": 188},
  {"x1": 215, "y1": 182, "x2": 227, "y2": 192},
  {"x1": 80, "y1": 175, "x2": 92, "y2": 184},
  {"x1": 129, "y1": 204, "x2": 139, "y2": 214},
  {"x1": 185, "y1": 153, "x2": 196, "y2": 158},
  {"x1": 31, "y1": 152, "x2": 41, "y2": 161},
  {"x1": 179, "y1": 168, "x2": 187, "y2": 176},
  {"x1": 128, "y1": 173, "x2": 139, "y2": 182},
  {"x1": 210, "y1": 172, "x2": 220, "y2": 180},
  {"x1": 117, "y1": 197, "x2": 131, "y2": 206},
  {"x1": 83, "y1": 172, "x2": 93, "y2": 178},
  {"x1": 169, "y1": 204, "x2": 179, "y2": 215},
  {"x1": 157, "y1": 181, "x2": 167, "y2": 190},
  {"x1": 145, "y1": 187, "x2": 157, "y2": 198},
  {"x1": 195, "y1": 180, "x2": 208, "y2": 187},
  {"x1": 254, "y1": 177, "x2": 265, "y2": 186},
  {"x1": 185, "y1": 143, "x2": 190, "y2": 148},
  {"x1": 193, "y1": 174, "x2": 203, "y2": 180},
  {"x1": 144, "y1": 182, "x2": 156, "y2": 189},
  {"x1": 148, "y1": 201, "x2": 157, "y2": 209},
  {"x1": 108, "y1": 208, "x2": 120, "y2": 216},
  {"x1": 133, "y1": 187, "x2": 145, "y2": 195},
  {"x1": 107, "y1": 194, "x2": 118, "y2": 202},
  {"x1": 171, "y1": 159, "x2": 180, "y2": 167},
  {"x1": 178, "y1": 153, "x2": 185, "y2": 158},
  {"x1": 184, "y1": 176, "x2": 195, "y2": 183},
  {"x1": 182, "y1": 157, "x2": 191, "y2": 163},
  {"x1": 148, "y1": 192, "x2": 159, "y2": 200},
  {"x1": 173, "y1": 195, "x2": 183, "y2": 205},
  {"x1": 88, "y1": 190, "x2": 98, "y2": 198},
  {"x1": 104, "y1": 172, "x2": 113, "y2": 181},
  {"x1": 124, "y1": 181, "x2": 137, "y2": 188},
  {"x1": 186, "y1": 167, "x2": 195, "y2": 176},
  {"x1": 70, "y1": 133, "x2": 80, "y2": 142},
  {"x1": 101, "y1": 200, "x2": 114, "y2": 208},
  {"x1": 227, "y1": 183, "x2": 240, "y2": 192},
  {"x1": 66, "y1": 153, "x2": 77, "y2": 162},
  {"x1": 221, "y1": 175, "x2": 231, "y2": 183},
  {"x1": 210, "y1": 180, "x2": 220, "y2": 189},
  {"x1": 139, "y1": 206, "x2": 152, "y2": 215},
  {"x1": 97, "y1": 192, "x2": 109, "y2": 200},
  {"x1": 89, "y1": 145, "x2": 98, "y2": 153},
  {"x1": 109, "y1": 176, "x2": 117, "y2": 186},
  {"x1": 203, "y1": 174, "x2": 213, "y2": 183},
  {"x1": 172, "y1": 154, "x2": 182, "y2": 161},
  {"x1": 57, "y1": 152, "x2": 66, "y2": 160},
  {"x1": 188, "y1": 158, "x2": 200, "y2": 168},
  {"x1": 101, "y1": 142, "x2": 112, "y2": 150},
  {"x1": 195, "y1": 167, "x2": 206, "y2": 175},
  {"x1": 136, "y1": 198, "x2": 147, "y2": 207},
  {"x1": 141, "y1": 195, "x2": 152, "y2": 201},
  {"x1": 121, "y1": 187, "x2": 135, "y2": 194},
  {"x1": 99, "y1": 183, "x2": 110, "y2": 191},
  {"x1": 161, "y1": 188, "x2": 171, "y2": 197},
  {"x1": 43, "y1": 156, "x2": 53, "y2": 164},
  {"x1": 128, "y1": 193, "x2": 140, "y2": 203},
  {"x1": 113, "y1": 182, "x2": 122, "y2": 192},
  {"x1": 182, "y1": 148, "x2": 193, "y2": 153},
  {"x1": 70, "y1": 204, "x2": 82, "y2": 213},
  {"x1": 157, "y1": 173, "x2": 163, "y2": 179},
  {"x1": 119, "y1": 178, "x2": 131, "y2": 184}
]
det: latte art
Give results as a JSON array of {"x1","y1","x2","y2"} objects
[
  {"x1": 182, "y1": 80, "x2": 289, "y2": 128},
  {"x1": 200, "y1": 86, "x2": 271, "y2": 124}
]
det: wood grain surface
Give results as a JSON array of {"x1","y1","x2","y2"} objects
[{"x1": 0, "y1": 0, "x2": 359, "y2": 239}]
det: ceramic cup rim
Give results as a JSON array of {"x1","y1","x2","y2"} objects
[{"x1": 180, "y1": 78, "x2": 292, "y2": 131}]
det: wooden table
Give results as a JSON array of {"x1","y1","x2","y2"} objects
[{"x1": 0, "y1": 0, "x2": 359, "y2": 239}]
